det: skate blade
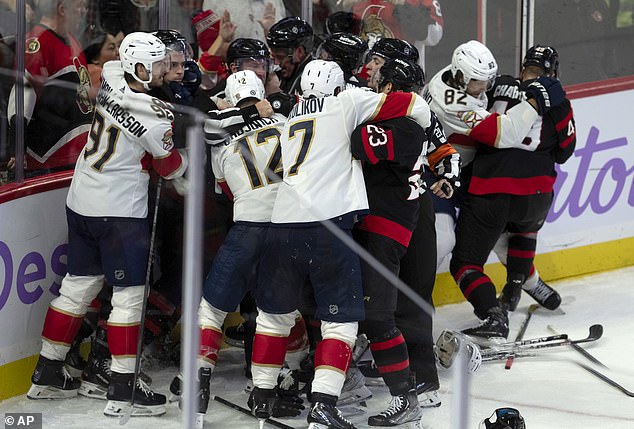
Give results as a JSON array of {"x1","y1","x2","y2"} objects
[
  {"x1": 103, "y1": 400, "x2": 167, "y2": 417},
  {"x1": 27, "y1": 384, "x2": 78, "y2": 400},
  {"x1": 195, "y1": 413, "x2": 205, "y2": 429},
  {"x1": 78, "y1": 381, "x2": 108, "y2": 400},
  {"x1": 308, "y1": 424, "x2": 331, "y2": 429}
]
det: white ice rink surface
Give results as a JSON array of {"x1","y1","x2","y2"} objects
[{"x1": 2, "y1": 266, "x2": 634, "y2": 429}]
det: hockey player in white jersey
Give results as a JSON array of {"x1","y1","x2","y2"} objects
[
  {"x1": 248, "y1": 59, "x2": 432, "y2": 429},
  {"x1": 27, "y1": 32, "x2": 187, "y2": 417},
  {"x1": 168, "y1": 70, "x2": 306, "y2": 422},
  {"x1": 423, "y1": 40, "x2": 566, "y2": 338}
]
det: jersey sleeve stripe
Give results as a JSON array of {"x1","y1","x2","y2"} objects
[
  {"x1": 469, "y1": 112, "x2": 502, "y2": 147},
  {"x1": 426, "y1": 143, "x2": 457, "y2": 170},
  {"x1": 372, "y1": 92, "x2": 416, "y2": 123},
  {"x1": 152, "y1": 150, "x2": 184, "y2": 179},
  {"x1": 555, "y1": 108, "x2": 574, "y2": 131},
  {"x1": 361, "y1": 126, "x2": 380, "y2": 164},
  {"x1": 559, "y1": 134, "x2": 575, "y2": 149}
]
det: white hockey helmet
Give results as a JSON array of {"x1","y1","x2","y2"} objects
[
  {"x1": 119, "y1": 32, "x2": 166, "y2": 85},
  {"x1": 225, "y1": 70, "x2": 266, "y2": 106},
  {"x1": 450, "y1": 40, "x2": 498, "y2": 89},
  {"x1": 300, "y1": 59, "x2": 345, "y2": 98},
  {"x1": 434, "y1": 330, "x2": 482, "y2": 373}
]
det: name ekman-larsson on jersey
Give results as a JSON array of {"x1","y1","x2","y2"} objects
[{"x1": 96, "y1": 78, "x2": 148, "y2": 138}]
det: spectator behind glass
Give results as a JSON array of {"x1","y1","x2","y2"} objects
[
  {"x1": 7, "y1": 0, "x2": 93, "y2": 175},
  {"x1": 82, "y1": 28, "x2": 124, "y2": 100},
  {"x1": 202, "y1": 0, "x2": 286, "y2": 41}
]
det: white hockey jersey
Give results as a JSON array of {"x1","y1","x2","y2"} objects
[
  {"x1": 272, "y1": 87, "x2": 431, "y2": 224},
  {"x1": 67, "y1": 61, "x2": 187, "y2": 218},
  {"x1": 210, "y1": 114, "x2": 286, "y2": 223},
  {"x1": 424, "y1": 65, "x2": 538, "y2": 166}
]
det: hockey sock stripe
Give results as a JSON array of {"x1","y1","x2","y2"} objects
[
  {"x1": 41, "y1": 307, "x2": 84, "y2": 345},
  {"x1": 107, "y1": 323, "x2": 140, "y2": 356},
  {"x1": 369, "y1": 334, "x2": 405, "y2": 352},
  {"x1": 252, "y1": 333, "x2": 288, "y2": 366},
  {"x1": 314, "y1": 338, "x2": 352, "y2": 373},
  {"x1": 453, "y1": 264, "x2": 483, "y2": 284},
  {"x1": 462, "y1": 275, "x2": 490, "y2": 299},
  {"x1": 200, "y1": 327, "x2": 223, "y2": 365}
]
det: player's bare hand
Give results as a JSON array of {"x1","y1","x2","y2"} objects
[
  {"x1": 258, "y1": 2, "x2": 276, "y2": 33},
  {"x1": 430, "y1": 178, "x2": 454, "y2": 199},
  {"x1": 220, "y1": 10, "x2": 237, "y2": 43},
  {"x1": 256, "y1": 99, "x2": 274, "y2": 118},
  {"x1": 265, "y1": 73, "x2": 281, "y2": 95}
]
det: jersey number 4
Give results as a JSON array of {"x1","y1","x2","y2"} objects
[{"x1": 84, "y1": 110, "x2": 120, "y2": 171}]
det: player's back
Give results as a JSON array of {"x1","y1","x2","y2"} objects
[
  {"x1": 67, "y1": 61, "x2": 179, "y2": 219},
  {"x1": 211, "y1": 114, "x2": 286, "y2": 223}
]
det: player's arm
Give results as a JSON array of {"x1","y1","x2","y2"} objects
[
  {"x1": 144, "y1": 122, "x2": 188, "y2": 179},
  {"x1": 209, "y1": 144, "x2": 234, "y2": 200},
  {"x1": 203, "y1": 100, "x2": 273, "y2": 144},
  {"x1": 550, "y1": 100, "x2": 576, "y2": 164},
  {"x1": 425, "y1": 112, "x2": 460, "y2": 198}
]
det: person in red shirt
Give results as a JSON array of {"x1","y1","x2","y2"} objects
[{"x1": 8, "y1": 0, "x2": 94, "y2": 174}]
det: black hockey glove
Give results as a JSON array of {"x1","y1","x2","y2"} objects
[
  {"x1": 271, "y1": 390, "x2": 305, "y2": 417},
  {"x1": 522, "y1": 76, "x2": 565, "y2": 115},
  {"x1": 182, "y1": 60, "x2": 202, "y2": 97},
  {"x1": 267, "y1": 91, "x2": 298, "y2": 116}
]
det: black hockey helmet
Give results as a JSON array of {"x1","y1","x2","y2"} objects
[
  {"x1": 377, "y1": 58, "x2": 425, "y2": 93},
  {"x1": 152, "y1": 29, "x2": 191, "y2": 58},
  {"x1": 266, "y1": 16, "x2": 314, "y2": 52},
  {"x1": 317, "y1": 32, "x2": 368, "y2": 75},
  {"x1": 368, "y1": 38, "x2": 419, "y2": 62},
  {"x1": 227, "y1": 38, "x2": 270, "y2": 65},
  {"x1": 325, "y1": 11, "x2": 360, "y2": 35},
  {"x1": 523, "y1": 45, "x2": 559, "y2": 78},
  {"x1": 480, "y1": 408, "x2": 526, "y2": 429}
]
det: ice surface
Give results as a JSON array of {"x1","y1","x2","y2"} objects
[{"x1": 2, "y1": 266, "x2": 634, "y2": 428}]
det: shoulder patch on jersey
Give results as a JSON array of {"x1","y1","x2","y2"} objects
[
  {"x1": 26, "y1": 37, "x2": 40, "y2": 54},
  {"x1": 458, "y1": 110, "x2": 485, "y2": 129},
  {"x1": 162, "y1": 129, "x2": 174, "y2": 151}
]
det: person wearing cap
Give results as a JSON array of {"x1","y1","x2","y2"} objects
[{"x1": 202, "y1": 0, "x2": 286, "y2": 41}]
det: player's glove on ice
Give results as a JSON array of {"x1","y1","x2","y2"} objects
[{"x1": 522, "y1": 76, "x2": 565, "y2": 115}]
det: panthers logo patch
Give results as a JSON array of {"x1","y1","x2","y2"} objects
[
  {"x1": 162, "y1": 129, "x2": 174, "y2": 151},
  {"x1": 458, "y1": 110, "x2": 484, "y2": 129}
]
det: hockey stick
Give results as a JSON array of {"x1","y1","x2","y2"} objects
[
  {"x1": 546, "y1": 326, "x2": 634, "y2": 397},
  {"x1": 547, "y1": 325, "x2": 606, "y2": 368},
  {"x1": 481, "y1": 324, "x2": 603, "y2": 362},
  {"x1": 213, "y1": 396, "x2": 295, "y2": 429},
  {"x1": 120, "y1": 178, "x2": 163, "y2": 425},
  {"x1": 505, "y1": 304, "x2": 539, "y2": 370}
]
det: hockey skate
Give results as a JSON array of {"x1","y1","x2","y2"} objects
[
  {"x1": 103, "y1": 372, "x2": 166, "y2": 417},
  {"x1": 78, "y1": 355, "x2": 112, "y2": 399},
  {"x1": 498, "y1": 274, "x2": 525, "y2": 312},
  {"x1": 64, "y1": 339, "x2": 87, "y2": 378},
  {"x1": 169, "y1": 371, "x2": 183, "y2": 402},
  {"x1": 27, "y1": 356, "x2": 81, "y2": 399},
  {"x1": 523, "y1": 277, "x2": 561, "y2": 310},
  {"x1": 308, "y1": 393, "x2": 356, "y2": 429},
  {"x1": 337, "y1": 366, "x2": 372, "y2": 406},
  {"x1": 462, "y1": 306, "x2": 509, "y2": 340},
  {"x1": 79, "y1": 328, "x2": 112, "y2": 399},
  {"x1": 368, "y1": 389, "x2": 423, "y2": 427},
  {"x1": 415, "y1": 381, "x2": 441, "y2": 408},
  {"x1": 177, "y1": 367, "x2": 211, "y2": 428}
]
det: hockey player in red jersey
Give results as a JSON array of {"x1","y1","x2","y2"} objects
[
  {"x1": 349, "y1": 58, "x2": 457, "y2": 426},
  {"x1": 8, "y1": 0, "x2": 94, "y2": 173},
  {"x1": 468, "y1": 45, "x2": 575, "y2": 312},
  {"x1": 27, "y1": 32, "x2": 186, "y2": 417},
  {"x1": 424, "y1": 40, "x2": 567, "y2": 338},
  {"x1": 248, "y1": 59, "x2": 432, "y2": 429}
]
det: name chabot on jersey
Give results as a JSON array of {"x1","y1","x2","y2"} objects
[{"x1": 96, "y1": 80, "x2": 148, "y2": 138}]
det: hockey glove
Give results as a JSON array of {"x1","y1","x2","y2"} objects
[
  {"x1": 182, "y1": 60, "x2": 202, "y2": 96},
  {"x1": 271, "y1": 391, "x2": 305, "y2": 417},
  {"x1": 267, "y1": 91, "x2": 298, "y2": 116},
  {"x1": 522, "y1": 76, "x2": 565, "y2": 115}
]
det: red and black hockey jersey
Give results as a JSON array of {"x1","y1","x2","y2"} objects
[
  {"x1": 468, "y1": 75, "x2": 576, "y2": 196},
  {"x1": 20, "y1": 24, "x2": 93, "y2": 170},
  {"x1": 351, "y1": 112, "x2": 455, "y2": 247}
]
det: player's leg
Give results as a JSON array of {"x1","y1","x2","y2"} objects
[
  {"x1": 99, "y1": 218, "x2": 166, "y2": 417},
  {"x1": 29, "y1": 209, "x2": 105, "y2": 399},
  {"x1": 450, "y1": 194, "x2": 510, "y2": 339}
]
